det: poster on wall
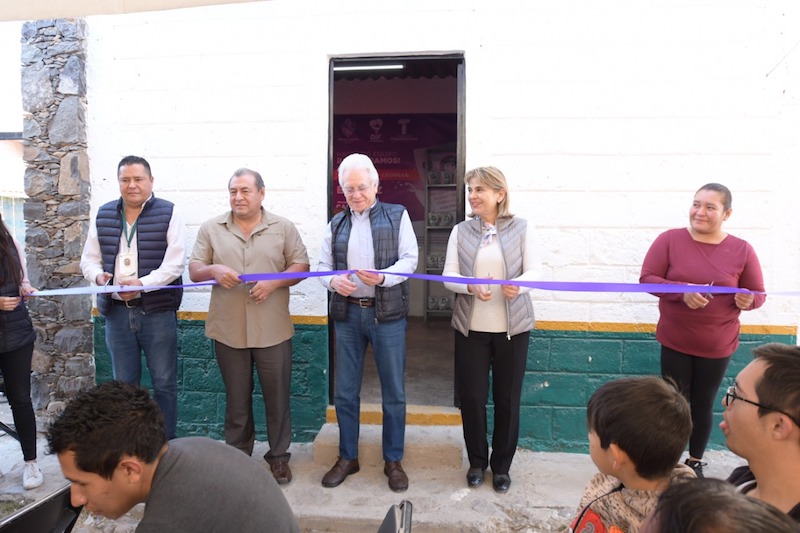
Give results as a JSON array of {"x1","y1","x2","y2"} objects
[{"x1": 332, "y1": 113, "x2": 457, "y2": 222}]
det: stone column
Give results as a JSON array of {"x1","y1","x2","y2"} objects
[{"x1": 20, "y1": 19, "x2": 94, "y2": 422}]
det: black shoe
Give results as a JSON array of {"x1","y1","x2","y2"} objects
[
  {"x1": 492, "y1": 473, "x2": 511, "y2": 493},
  {"x1": 466, "y1": 467, "x2": 485, "y2": 488},
  {"x1": 685, "y1": 458, "x2": 706, "y2": 478}
]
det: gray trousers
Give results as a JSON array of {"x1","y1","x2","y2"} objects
[{"x1": 214, "y1": 339, "x2": 293, "y2": 462}]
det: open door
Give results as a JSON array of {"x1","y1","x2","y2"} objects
[{"x1": 328, "y1": 55, "x2": 465, "y2": 407}]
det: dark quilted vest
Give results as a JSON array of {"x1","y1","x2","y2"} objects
[
  {"x1": 329, "y1": 201, "x2": 409, "y2": 322},
  {"x1": 95, "y1": 195, "x2": 183, "y2": 316}
]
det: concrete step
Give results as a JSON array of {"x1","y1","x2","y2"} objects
[
  {"x1": 325, "y1": 403, "x2": 463, "y2": 426},
  {"x1": 315, "y1": 404, "x2": 465, "y2": 469}
]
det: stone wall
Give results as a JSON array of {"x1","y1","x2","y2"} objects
[{"x1": 20, "y1": 19, "x2": 94, "y2": 420}]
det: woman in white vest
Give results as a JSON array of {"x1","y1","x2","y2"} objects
[{"x1": 443, "y1": 166, "x2": 542, "y2": 494}]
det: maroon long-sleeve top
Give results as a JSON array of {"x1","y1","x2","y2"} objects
[{"x1": 640, "y1": 228, "x2": 766, "y2": 358}]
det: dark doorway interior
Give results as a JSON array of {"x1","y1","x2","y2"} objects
[
  {"x1": 329, "y1": 55, "x2": 465, "y2": 407},
  {"x1": 361, "y1": 317, "x2": 453, "y2": 406}
]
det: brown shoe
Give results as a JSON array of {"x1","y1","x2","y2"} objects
[
  {"x1": 384, "y1": 460, "x2": 409, "y2": 492},
  {"x1": 322, "y1": 456, "x2": 360, "y2": 488},
  {"x1": 270, "y1": 460, "x2": 292, "y2": 485}
]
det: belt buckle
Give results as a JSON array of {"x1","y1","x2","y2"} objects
[
  {"x1": 124, "y1": 299, "x2": 136, "y2": 309},
  {"x1": 356, "y1": 298, "x2": 370, "y2": 308}
]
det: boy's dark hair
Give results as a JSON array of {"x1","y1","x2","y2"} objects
[
  {"x1": 752, "y1": 343, "x2": 800, "y2": 427},
  {"x1": 47, "y1": 381, "x2": 167, "y2": 479},
  {"x1": 648, "y1": 478, "x2": 799, "y2": 532},
  {"x1": 587, "y1": 376, "x2": 691, "y2": 479},
  {"x1": 118, "y1": 155, "x2": 152, "y2": 177}
]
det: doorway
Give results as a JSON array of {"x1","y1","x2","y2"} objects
[{"x1": 328, "y1": 55, "x2": 465, "y2": 407}]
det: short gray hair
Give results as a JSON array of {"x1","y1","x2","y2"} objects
[{"x1": 337, "y1": 153, "x2": 379, "y2": 188}]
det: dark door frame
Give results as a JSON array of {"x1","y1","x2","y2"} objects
[{"x1": 326, "y1": 53, "x2": 466, "y2": 405}]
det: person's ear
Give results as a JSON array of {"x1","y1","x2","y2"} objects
[
  {"x1": 723, "y1": 208, "x2": 732, "y2": 221},
  {"x1": 118, "y1": 457, "x2": 144, "y2": 483},
  {"x1": 609, "y1": 443, "x2": 627, "y2": 472},
  {"x1": 771, "y1": 413, "x2": 797, "y2": 441}
]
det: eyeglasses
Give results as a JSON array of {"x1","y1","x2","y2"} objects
[
  {"x1": 724, "y1": 385, "x2": 800, "y2": 427},
  {"x1": 343, "y1": 185, "x2": 371, "y2": 196}
]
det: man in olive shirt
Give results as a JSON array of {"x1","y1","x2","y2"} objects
[{"x1": 189, "y1": 168, "x2": 309, "y2": 485}]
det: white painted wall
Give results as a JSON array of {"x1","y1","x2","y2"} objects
[{"x1": 83, "y1": 0, "x2": 800, "y2": 332}]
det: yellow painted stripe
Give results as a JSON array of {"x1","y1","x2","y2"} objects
[
  {"x1": 535, "y1": 321, "x2": 795, "y2": 335},
  {"x1": 326, "y1": 404, "x2": 462, "y2": 426},
  {"x1": 175, "y1": 311, "x2": 327, "y2": 325}
]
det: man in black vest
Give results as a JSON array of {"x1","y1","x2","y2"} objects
[
  {"x1": 80, "y1": 155, "x2": 185, "y2": 439},
  {"x1": 317, "y1": 153, "x2": 418, "y2": 492}
]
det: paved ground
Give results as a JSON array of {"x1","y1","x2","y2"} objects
[{"x1": 0, "y1": 397, "x2": 746, "y2": 532}]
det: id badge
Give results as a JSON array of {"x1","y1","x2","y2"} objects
[{"x1": 118, "y1": 252, "x2": 137, "y2": 278}]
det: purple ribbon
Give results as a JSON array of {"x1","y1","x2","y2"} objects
[{"x1": 30, "y1": 270, "x2": 787, "y2": 297}]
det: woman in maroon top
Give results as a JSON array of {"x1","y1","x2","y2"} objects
[{"x1": 640, "y1": 183, "x2": 765, "y2": 477}]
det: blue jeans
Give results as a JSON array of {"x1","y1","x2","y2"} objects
[
  {"x1": 104, "y1": 305, "x2": 178, "y2": 438},
  {"x1": 334, "y1": 306, "x2": 407, "y2": 462}
]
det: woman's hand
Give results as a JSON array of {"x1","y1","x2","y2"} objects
[
  {"x1": 734, "y1": 292, "x2": 755, "y2": 310},
  {"x1": 0, "y1": 296, "x2": 22, "y2": 311},
  {"x1": 500, "y1": 284, "x2": 520, "y2": 299},
  {"x1": 467, "y1": 283, "x2": 493, "y2": 302},
  {"x1": 20, "y1": 283, "x2": 37, "y2": 297},
  {"x1": 683, "y1": 291, "x2": 710, "y2": 309}
]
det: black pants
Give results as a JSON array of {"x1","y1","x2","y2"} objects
[
  {"x1": 0, "y1": 341, "x2": 37, "y2": 461},
  {"x1": 661, "y1": 345, "x2": 731, "y2": 460},
  {"x1": 455, "y1": 330, "x2": 529, "y2": 475}
]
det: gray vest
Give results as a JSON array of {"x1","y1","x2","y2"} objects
[{"x1": 451, "y1": 216, "x2": 535, "y2": 337}]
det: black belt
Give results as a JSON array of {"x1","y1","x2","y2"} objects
[
  {"x1": 346, "y1": 297, "x2": 375, "y2": 308},
  {"x1": 112, "y1": 298, "x2": 142, "y2": 308}
]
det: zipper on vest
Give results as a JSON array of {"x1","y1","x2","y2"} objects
[{"x1": 495, "y1": 231, "x2": 512, "y2": 339}]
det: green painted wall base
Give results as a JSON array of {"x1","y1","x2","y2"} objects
[
  {"x1": 92, "y1": 317, "x2": 794, "y2": 453},
  {"x1": 93, "y1": 317, "x2": 328, "y2": 443}
]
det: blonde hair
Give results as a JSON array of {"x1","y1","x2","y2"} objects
[{"x1": 464, "y1": 166, "x2": 512, "y2": 219}]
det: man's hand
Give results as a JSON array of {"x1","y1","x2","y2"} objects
[
  {"x1": 331, "y1": 274, "x2": 357, "y2": 297},
  {"x1": 118, "y1": 278, "x2": 144, "y2": 301},
  {"x1": 249, "y1": 280, "x2": 279, "y2": 304},
  {"x1": 213, "y1": 265, "x2": 243, "y2": 289},
  {"x1": 355, "y1": 270, "x2": 385, "y2": 287}
]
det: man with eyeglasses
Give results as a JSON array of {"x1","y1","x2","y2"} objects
[
  {"x1": 720, "y1": 342, "x2": 800, "y2": 522},
  {"x1": 317, "y1": 153, "x2": 418, "y2": 492}
]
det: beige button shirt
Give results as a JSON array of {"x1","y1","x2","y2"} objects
[{"x1": 190, "y1": 208, "x2": 309, "y2": 349}]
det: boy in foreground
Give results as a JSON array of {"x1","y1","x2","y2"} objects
[{"x1": 570, "y1": 376, "x2": 695, "y2": 532}]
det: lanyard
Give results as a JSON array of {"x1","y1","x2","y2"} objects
[{"x1": 121, "y1": 204, "x2": 139, "y2": 249}]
